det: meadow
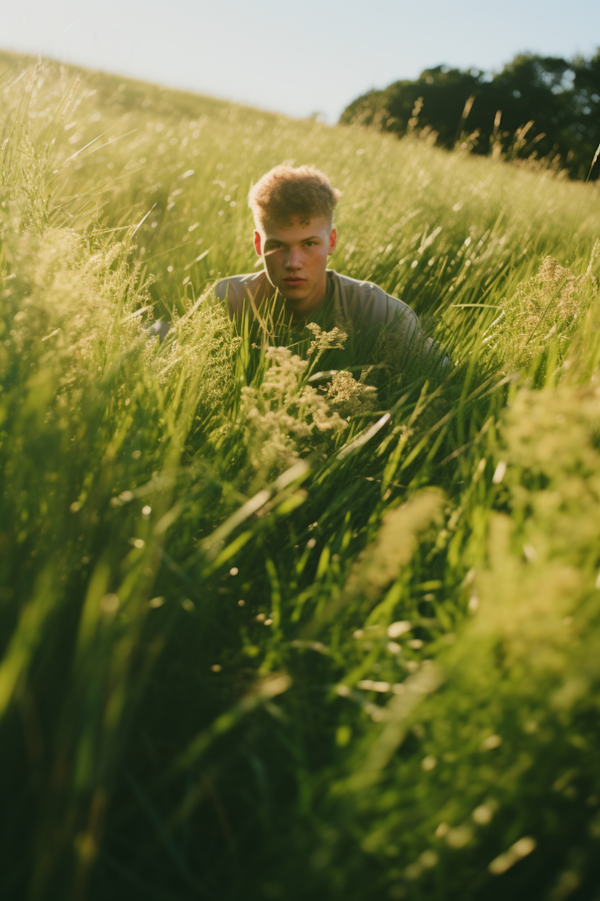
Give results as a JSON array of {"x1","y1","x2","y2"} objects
[{"x1": 1, "y1": 50, "x2": 600, "y2": 901}]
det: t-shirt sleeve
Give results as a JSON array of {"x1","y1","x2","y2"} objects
[
  {"x1": 215, "y1": 277, "x2": 245, "y2": 319},
  {"x1": 214, "y1": 278, "x2": 228, "y2": 302},
  {"x1": 370, "y1": 289, "x2": 422, "y2": 361},
  {"x1": 370, "y1": 289, "x2": 449, "y2": 376}
]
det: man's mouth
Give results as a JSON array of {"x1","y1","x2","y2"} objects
[{"x1": 283, "y1": 277, "x2": 306, "y2": 287}]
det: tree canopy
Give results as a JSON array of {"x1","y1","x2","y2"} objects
[{"x1": 340, "y1": 51, "x2": 600, "y2": 179}]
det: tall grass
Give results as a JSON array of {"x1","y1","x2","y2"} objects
[{"x1": 1, "y1": 51, "x2": 600, "y2": 901}]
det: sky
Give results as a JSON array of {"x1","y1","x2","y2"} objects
[{"x1": 1, "y1": 0, "x2": 599, "y2": 122}]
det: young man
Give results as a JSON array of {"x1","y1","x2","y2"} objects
[{"x1": 214, "y1": 164, "x2": 435, "y2": 375}]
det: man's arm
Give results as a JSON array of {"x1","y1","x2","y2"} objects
[
  {"x1": 143, "y1": 279, "x2": 232, "y2": 344},
  {"x1": 145, "y1": 319, "x2": 171, "y2": 342},
  {"x1": 370, "y1": 288, "x2": 449, "y2": 379}
]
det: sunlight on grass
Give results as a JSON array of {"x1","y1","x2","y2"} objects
[{"x1": 1, "y1": 49, "x2": 600, "y2": 901}]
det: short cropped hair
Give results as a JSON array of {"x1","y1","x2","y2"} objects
[{"x1": 248, "y1": 165, "x2": 341, "y2": 227}]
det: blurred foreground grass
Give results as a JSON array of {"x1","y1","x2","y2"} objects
[{"x1": 1, "y1": 51, "x2": 600, "y2": 901}]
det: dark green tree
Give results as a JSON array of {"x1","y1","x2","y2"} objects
[{"x1": 340, "y1": 51, "x2": 600, "y2": 179}]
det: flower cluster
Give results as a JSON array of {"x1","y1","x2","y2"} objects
[
  {"x1": 240, "y1": 344, "x2": 346, "y2": 473},
  {"x1": 486, "y1": 240, "x2": 600, "y2": 369}
]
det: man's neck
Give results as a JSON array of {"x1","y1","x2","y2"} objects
[{"x1": 284, "y1": 270, "x2": 331, "y2": 322}]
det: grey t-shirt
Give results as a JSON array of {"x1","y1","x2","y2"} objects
[
  {"x1": 215, "y1": 268, "x2": 419, "y2": 336},
  {"x1": 214, "y1": 268, "x2": 432, "y2": 373},
  {"x1": 148, "y1": 269, "x2": 441, "y2": 375}
]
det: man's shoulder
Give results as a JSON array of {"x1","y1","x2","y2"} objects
[
  {"x1": 329, "y1": 270, "x2": 418, "y2": 329},
  {"x1": 214, "y1": 271, "x2": 264, "y2": 306}
]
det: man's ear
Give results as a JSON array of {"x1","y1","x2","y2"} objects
[
  {"x1": 254, "y1": 230, "x2": 262, "y2": 256},
  {"x1": 328, "y1": 227, "x2": 338, "y2": 255}
]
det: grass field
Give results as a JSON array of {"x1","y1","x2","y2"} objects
[{"x1": 2, "y1": 50, "x2": 600, "y2": 901}]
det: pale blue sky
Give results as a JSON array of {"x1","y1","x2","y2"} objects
[{"x1": 1, "y1": 0, "x2": 598, "y2": 122}]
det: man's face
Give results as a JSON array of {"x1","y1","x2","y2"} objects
[{"x1": 254, "y1": 215, "x2": 337, "y2": 318}]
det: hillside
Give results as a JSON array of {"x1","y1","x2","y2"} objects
[{"x1": 1, "y1": 50, "x2": 600, "y2": 901}]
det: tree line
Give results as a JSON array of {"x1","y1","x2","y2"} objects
[{"x1": 340, "y1": 50, "x2": 600, "y2": 179}]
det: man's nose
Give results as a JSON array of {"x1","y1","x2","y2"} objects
[{"x1": 284, "y1": 247, "x2": 302, "y2": 269}]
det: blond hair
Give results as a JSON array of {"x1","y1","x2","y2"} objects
[{"x1": 248, "y1": 165, "x2": 341, "y2": 227}]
